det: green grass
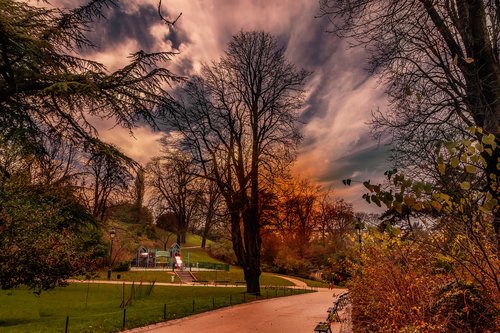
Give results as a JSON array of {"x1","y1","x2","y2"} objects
[
  {"x1": 193, "y1": 268, "x2": 294, "y2": 286},
  {"x1": 0, "y1": 283, "x2": 311, "y2": 332},
  {"x1": 180, "y1": 247, "x2": 222, "y2": 264},
  {"x1": 95, "y1": 268, "x2": 293, "y2": 286},
  {"x1": 96, "y1": 270, "x2": 182, "y2": 283},
  {"x1": 183, "y1": 234, "x2": 213, "y2": 247},
  {"x1": 286, "y1": 276, "x2": 329, "y2": 288}
]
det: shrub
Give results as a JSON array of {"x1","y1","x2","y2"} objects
[
  {"x1": 348, "y1": 233, "x2": 444, "y2": 332},
  {"x1": 209, "y1": 240, "x2": 237, "y2": 264},
  {"x1": 273, "y1": 247, "x2": 312, "y2": 278},
  {"x1": 113, "y1": 261, "x2": 131, "y2": 272},
  {"x1": 432, "y1": 281, "x2": 499, "y2": 332}
]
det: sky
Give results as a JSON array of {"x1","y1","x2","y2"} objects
[{"x1": 53, "y1": 0, "x2": 391, "y2": 213}]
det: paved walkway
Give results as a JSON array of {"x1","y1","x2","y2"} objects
[
  {"x1": 126, "y1": 288, "x2": 346, "y2": 333},
  {"x1": 268, "y1": 274, "x2": 308, "y2": 288},
  {"x1": 68, "y1": 274, "x2": 309, "y2": 289}
]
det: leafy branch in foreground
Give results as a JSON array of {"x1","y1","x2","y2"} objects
[
  {"x1": 0, "y1": 0, "x2": 182, "y2": 157},
  {"x1": 343, "y1": 129, "x2": 499, "y2": 331}
]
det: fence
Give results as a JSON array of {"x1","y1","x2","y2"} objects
[
  {"x1": 188, "y1": 261, "x2": 230, "y2": 271},
  {"x1": 2, "y1": 283, "x2": 316, "y2": 333}
]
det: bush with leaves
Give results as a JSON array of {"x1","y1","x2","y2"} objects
[
  {"x1": 344, "y1": 129, "x2": 499, "y2": 331},
  {"x1": 0, "y1": 182, "x2": 105, "y2": 293},
  {"x1": 209, "y1": 239, "x2": 237, "y2": 265},
  {"x1": 432, "y1": 281, "x2": 497, "y2": 332},
  {"x1": 348, "y1": 232, "x2": 445, "y2": 332}
]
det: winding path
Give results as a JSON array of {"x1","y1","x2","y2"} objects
[
  {"x1": 126, "y1": 288, "x2": 346, "y2": 333},
  {"x1": 268, "y1": 274, "x2": 308, "y2": 288}
]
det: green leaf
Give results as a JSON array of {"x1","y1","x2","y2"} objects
[
  {"x1": 450, "y1": 157, "x2": 459, "y2": 168},
  {"x1": 371, "y1": 195, "x2": 381, "y2": 207},
  {"x1": 460, "y1": 181, "x2": 470, "y2": 190},
  {"x1": 465, "y1": 165, "x2": 476, "y2": 173},
  {"x1": 444, "y1": 141, "x2": 456, "y2": 150},
  {"x1": 484, "y1": 199, "x2": 499, "y2": 211},
  {"x1": 482, "y1": 133, "x2": 495, "y2": 145},
  {"x1": 393, "y1": 202, "x2": 402, "y2": 214},
  {"x1": 438, "y1": 162, "x2": 446, "y2": 175},
  {"x1": 431, "y1": 201, "x2": 443, "y2": 212}
]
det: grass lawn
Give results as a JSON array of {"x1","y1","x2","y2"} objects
[
  {"x1": 96, "y1": 270, "x2": 182, "y2": 283},
  {"x1": 193, "y1": 268, "x2": 294, "y2": 286},
  {"x1": 95, "y1": 268, "x2": 294, "y2": 286},
  {"x1": 183, "y1": 234, "x2": 213, "y2": 247},
  {"x1": 0, "y1": 283, "x2": 311, "y2": 332},
  {"x1": 283, "y1": 276, "x2": 329, "y2": 288},
  {"x1": 180, "y1": 247, "x2": 223, "y2": 264}
]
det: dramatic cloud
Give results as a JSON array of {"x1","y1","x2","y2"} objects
[{"x1": 52, "y1": 0, "x2": 391, "y2": 212}]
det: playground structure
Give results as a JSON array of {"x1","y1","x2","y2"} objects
[
  {"x1": 135, "y1": 243, "x2": 182, "y2": 269},
  {"x1": 134, "y1": 243, "x2": 231, "y2": 273}
]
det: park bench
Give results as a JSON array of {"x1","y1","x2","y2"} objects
[
  {"x1": 314, "y1": 321, "x2": 332, "y2": 333},
  {"x1": 234, "y1": 281, "x2": 246, "y2": 286},
  {"x1": 214, "y1": 280, "x2": 230, "y2": 286},
  {"x1": 336, "y1": 292, "x2": 349, "y2": 310},
  {"x1": 327, "y1": 303, "x2": 341, "y2": 323},
  {"x1": 192, "y1": 280, "x2": 208, "y2": 286}
]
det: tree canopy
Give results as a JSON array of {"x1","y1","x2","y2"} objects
[
  {"x1": 0, "y1": 0, "x2": 181, "y2": 158},
  {"x1": 0, "y1": 0, "x2": 180, "y2": 291}
]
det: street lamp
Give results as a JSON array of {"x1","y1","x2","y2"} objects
[
  {"x1": 107, "y1": 228, "x2": 116, "y2": 280},
  {"x1": 354, "y1": 217, "x2": 364, "y2": 250}
]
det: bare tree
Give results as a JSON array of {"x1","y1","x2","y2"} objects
[
  {"x1": 319, "y1": 0, "x2": 500, "y2": 243},
  {"x1": 82, "y1": 148, "x2": 132, "y2": 222},
  {"x1": 166, "y1": 31, "x2": 309, "y2": 294},
  {"x1": 147, "y1": 151, "x2": 202, "y2": 244},
  {"x1": 198, "y1": 178, "x2": 224, "y2": 248}
]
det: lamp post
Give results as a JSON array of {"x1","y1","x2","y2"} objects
[
  {"x1": 355, "y1": 217, "x2": 364, "y2": 251},
  {"x1": 107, "y1": 227, "x2": 116, "y2": 280}
]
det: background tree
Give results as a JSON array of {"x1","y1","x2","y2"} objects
[
  {"x1": 0, "y1": 0, "x2": 180, "y2": 291},
  {"x1": 132, "y1": 169, "x2": 146, "y2": 225},
  {"x1": 0, "y1": 139, "x2": 105, "y2": 292},
  {"x1": 82, "y1": 148, "x2": 133, "y2": 222},
  {"x1": 319, "y1": 0, "x2": 500, "y2": 242},
  {"x1": 274, "y1": 178, "x2": 321, "y2": 256},
  {"x1": 147, "y1": 151, "x2": 202, "y2": 244},
  {"x1": 167, "y1": 31, "x2": 308, "y2": 293},
  {"x1": 198, "y1": 178, "x2": 224, "y2": 248},
  {"x1": 317, "y1": 194, "x2": 354, "y2": 246}
]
